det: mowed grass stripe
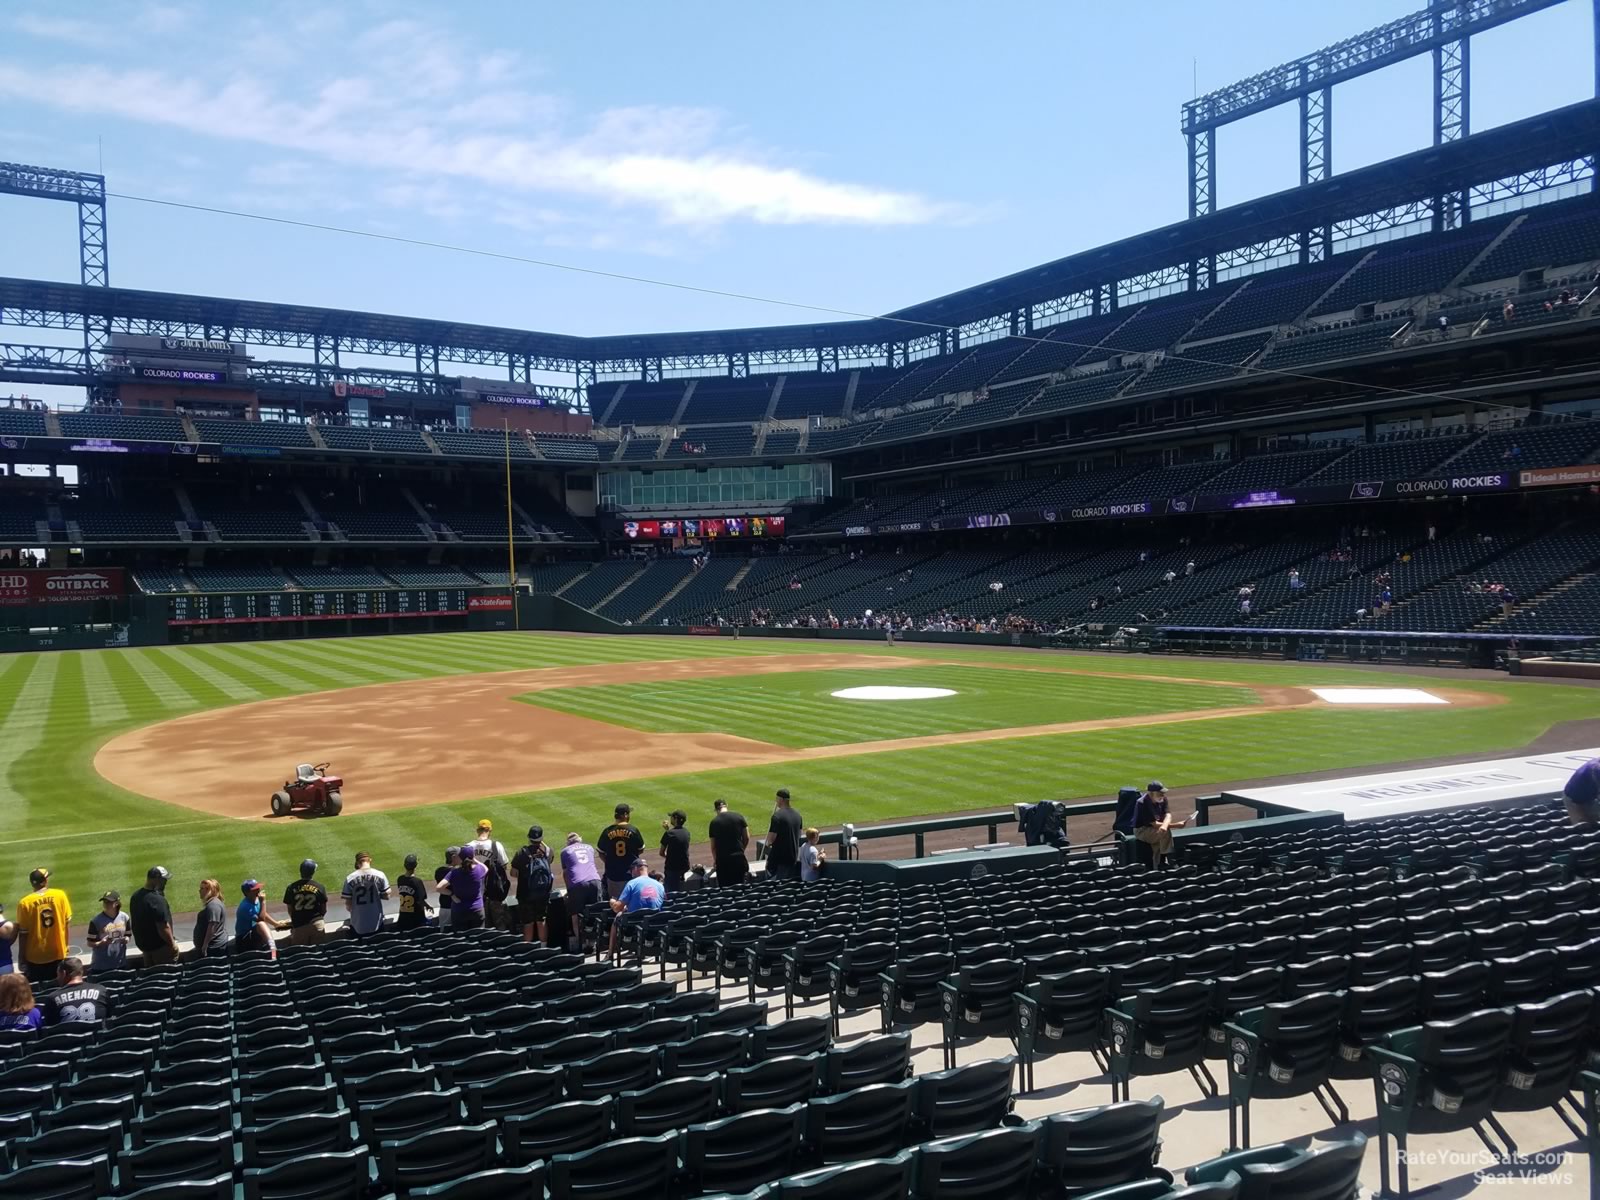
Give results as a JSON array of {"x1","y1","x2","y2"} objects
[
  {"x1": 148, "y1": 646, "x2": 262, "y2": 705},
  {"x1": 77, "y1": 649, "x2": 133, "y2": 726},
  {"x1": 199, "y1": 642, "x2": 353, "y2": 693},
  {"x1": 182, "y1": 645, "x2": 305, "y2": 698},
  {"x1": 2, "y1": 653, "x2": 66, "y2": 827},
  {"x1": 519, "y1": 665, "x2": 1259, "y2": 748},
  {"x1": 120, "y1": 648, "x2": 208, "y2": 709}
]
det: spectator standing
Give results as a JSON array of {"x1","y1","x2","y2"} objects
[
  {"x1": 283, "y1": 860, "x2": 329, "y2": 945},
  {"x1": 709, "y1": 799, "x2": 751, "y2": 887},
  {"x1": 658, "y1": 810, "x2": 691, "y2": 892},
  {"x1": 598, "y1": 804, "x2": 646, "y2": 901},
  {"x1": 469, "y1": 820, "x2": 513, "y2": 931},
  {"x1": 0, "y1": 975, "x2": 41, "y2": 1032},
  {"x1": 1563, "y1": 755, "x2": 1600, "y2": 825},
  {"x1": 394, "y1": 855, "x2": 431, "y2": 932},
  {"x1": 510, "y1": 826, "x2": 554, "y2": 945},
  {"x1": 684, "y1": 865, "x2": 708, "y2": 892},
  {"x1": 15, "y1": 867, "x2": 72, "y2": 985},
  {"x1": 44, "y1": 958, "x2": 109, "y2": 1025},
  {"x1": 85, "y1": 891, "x2": 130, "y2": 976},
  {"x1": 235, "y1": 880, "x2": 285, "y2": 959},
  {"x1": 342, "y1": 852, "x2": 391, "y2": 938},
  {"x1": 129, "y1": 867, "x2": 177, "y2": 968},
  {"x1": 192, "y1": 879, "x2": 230, "y2": 959},
  {"x1": 764, "y1": 789, "x2": 804, "y2": 882},
  {"x1": 433, "y1": 848, "x2": 459, "y2": 931},
  {"x1": 608, "y1": 857, "x2": 666, "y2": 955},
  {"x1": 439, "y1": 845, "x2": 488, "y2": 932},
  {"x1": 800, "y1": 828, "x2": 826, "y2": 883},
  {"x1": 1133, "y1": 781, "x2": 1187, "y2": 869},
  {"x1": 560, "y1": 833, "x2": 602, "y2": 950}
]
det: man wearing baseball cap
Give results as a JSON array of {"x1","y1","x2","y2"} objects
[
  {"x1": 129, "y1": 867, "x2": 177, "y2": 968},
  {"x1": 283, "y1": 860, "x2": 329, "y2": 946},
  {"x1": 235, "y1": 879, "x2": 287, "y2": 960},
  {"x1": 608, "y1": 857, "x2": 665, "y2": 956},
  {"x1": 469, "y1": 819, "x2": 512, "y2": 931},
  {"x1": 15, "y1": 867, "x2": 71, "y2": 984},
  {"x1": 1132, "y1": 781, "x2": 1188, "y2": 869}
]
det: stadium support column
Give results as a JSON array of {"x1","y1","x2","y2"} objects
[
  {"x1": 1433, "y1": 17, "x2": 1470, "y2": 229},
  {"x1": 78, "y1": 196, "x2": 110, "y2": 384},
  {"x1": 314, "y1": 335, "x2": 340, "y2": 386},
  {"x1": 1187, "y1": 128, "x2": 1214, "y2": 219}
]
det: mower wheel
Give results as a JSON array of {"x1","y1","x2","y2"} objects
[
  {"x1": 270, "y1": 790, "x2": 292, "y2": 817},
  {"x1": 323, "y1": 789, "x2": 343, "y2": 816}
]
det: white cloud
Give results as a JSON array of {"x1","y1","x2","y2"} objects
[
  {"x1": 10, "y1": 13, "x2": 116, "y2": 48},
  {"x1": 0, "y1": 18, "x2": 962, "y2": 232}
]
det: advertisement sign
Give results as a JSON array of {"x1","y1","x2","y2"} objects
[
  {"x1": 622, "y1": 515, "x2": 784, "y2": 539},
  {"x1": 1519, "y1": 464, "x2": 1600, "y2": 488},
  {"x1": 467, "y1": 594, "x2": 514, "y2": 610},
  {"x1": 159, "y1": 337, "x2": 238, "y2": 355},
  {"x1": 479, "y1": 392, "x2": 549, "y2": 408},
  {"x1": 1391, "y1": 474, "x2": 1510, "y2": 496},
  {"x1": 67, "y1": 438, "x2": 184, "y2": 455},
  {"x1": 220, "y1": 444, "x2": 283, "y2": 458},
  {"x1": 332, "y1": 381, "x2": 388, "y2": 399},
  {"x1": 0, "y1": 568, "x2": 125, "y2": 606},
  {"x1": 1068, "y1": 501, "x2": 1151, "y2": 521},
  {"x1": 135, "y1": 366, "x2": 227, "y2": 384}
]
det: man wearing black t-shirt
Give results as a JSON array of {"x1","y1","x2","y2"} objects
[
  {"x1": 129, "y1": 866, "x2": 177, "y2": 968},
  {"x1": 764, "y1": 788, "x2": 804, "y2": 882},
  {"x1": 45, "y1": 958, "x2": 110, "y2": 1025},
  {"x1": 395, "y1": 854, "x2": 431, "y2": 931},
  {"x1": 283, "y1": 860, "x2": 329, "y2": 945},
  {"x1": 659, "y1": 810, "x2": 691, "y2": 892},
  {"x1": 597, "y1": 804, "x2": 645, "y2": 901},
  {"x1": 709, "y1": 799, "x2": 750, "y2": 887}
]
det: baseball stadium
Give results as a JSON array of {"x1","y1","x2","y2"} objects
[{"x1": 6, "y1": 3, "x2": 1600, "y2": 1197}]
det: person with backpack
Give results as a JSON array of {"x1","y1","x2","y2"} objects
[
  {"x1": 510, "y1": 825, "x2": 554, "y2": 945},
  {"x1": 469, "y1": 819, "x2": 513, "y2": 930}
]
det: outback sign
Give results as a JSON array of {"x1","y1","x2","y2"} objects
[{"x1": 0, "y1": 568, "x2": 126, "y2": 606}]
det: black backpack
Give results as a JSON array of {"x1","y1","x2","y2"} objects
[
  {"x1": 514, "y1": 844, "x2": 553, "y2": 895},
  {"x1": 479, "y1": 842, "x2": 512, "y2": 903}
]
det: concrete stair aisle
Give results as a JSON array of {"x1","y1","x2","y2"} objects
[
  {"x1": 179, "y1": 414, "x2": 200, "y2": 442},
  {"x1": 420, "y1": 431, "x2": 442, "y2": 455},
  {"x1": 1449, "y1": 214, "x2": 1527, "y2": 289},
  {"x1": 668, "y1": 381, "x2": 695, "y2": 428},
  {"x1": 306, "y1": 424, "x2": 327, "y2": 449},
  {"x1": 764, "y1": 378, "x2": 785, "y2": 420},
  {"x1": 840, "y1": 371, "x2": 860, "y2": 417},
  {"x1": 553, "y1": 565, "x2": 593, "y2": 597},
  {"x1": 725, "y1": 560, "x2": 757, "y2": 591},
  {"x1": 1475, "y1": 570, "x2": 1596, "y2": 629},
  {"x1": 595, "y1": 564, "x2": 648, "y2": 610},
  {"x1": 639, "y1": 568, "x2": 700, "y2": 623},
  {"x1": 599, "y1": 384, "x2": 626, "y2": 425},
  {"x1": 43, "y1": 411, "x2": 62, "y2": 438}
]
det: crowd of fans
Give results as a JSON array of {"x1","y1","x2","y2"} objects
[{"x1": 0, "y1": 793, "x2": 827, "y2": 1018}]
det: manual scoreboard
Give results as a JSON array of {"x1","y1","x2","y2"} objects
[{"x1": 168, "y1": 589, "x2": 469, "y2": 626}]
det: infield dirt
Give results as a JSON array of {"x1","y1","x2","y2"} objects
[{"x1": 92, "y1": 653, "x2": 1497, "y2": 819}]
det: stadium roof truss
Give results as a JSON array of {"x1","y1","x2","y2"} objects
[{"x1": 3, "y1": 18, "x2": 1600, "y2": 411}]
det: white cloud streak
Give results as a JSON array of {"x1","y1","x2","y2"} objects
[{"x1": 0, "y1": 16, "x2": 960, "y2": 231}]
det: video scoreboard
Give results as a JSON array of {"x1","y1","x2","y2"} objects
[{"x1": 168, "y1": 589, "x2": 469, "y2": 626}]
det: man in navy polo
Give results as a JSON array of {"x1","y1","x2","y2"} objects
[
  {"x1": 1564, "y1": 756, "x2": 1600, "y2": 825},
  {"x1": 1133, "y1": 781, "x2": 1188, "y2": 868}
]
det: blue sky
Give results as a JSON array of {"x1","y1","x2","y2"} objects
[{"x1": 0, "y1": 0, "x2": 1595, "y2": 352}]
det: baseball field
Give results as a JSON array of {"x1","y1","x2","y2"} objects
[{"x1": 4, "y1": 630, "x2": 1599, "y2": 903}]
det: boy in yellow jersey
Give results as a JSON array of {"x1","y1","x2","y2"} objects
[{"x1": 16, "y1": 868, "x2": 72, "y2": 984}]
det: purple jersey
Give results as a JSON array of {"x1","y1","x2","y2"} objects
[
  {"x1": 446, "y1": 861, "x2": 487, "y2": 914},
  {"x1": 561, "y1": 843, "x2": 600, "y2": 887}
]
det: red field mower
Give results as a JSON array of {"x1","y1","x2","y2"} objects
[{"x1": 270, "y1": 762, "x2": 344, "y2": 818}]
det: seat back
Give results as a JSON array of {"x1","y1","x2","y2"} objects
[
  {"x1": 803, "y1": 1079, "x2": 914, "y2": 1165},
  {"x1": 408, "y1": 1163, "x2": 548, "y2": 1199},
  {"x1": 616, "y1": 1073, "x2": 720, "y2": 1137},
  {"x1": 1038, "y1": 1095, "x2": 1164, "y2": 1194},
  {"x1": 912, "y1": 1057, "x2": 1017, "y2": 1138},
  {"x1": 683, "y1": 1103, "x2": 806, "y2": 1195},
  {"x1": 724, "y1": 1053, "x2": 823, "y2": 1114},
  {"x1": 769, "y1": 1150, "x2": 916, "y2": 1199},
  {"x1": 503, "y1": 1099, "x2": 612, "y2": 1166},
  {"x1": 241, "y1": 1146, "x2": 370, "y2": 1200},
  {"x1": 912, "y1": 1122, "x2": 1042, "y2": 1199},
  {"x1": 566, "y1": 1048, "x2": 657, "y2": 1102},
  {"x1": 822, "y1": 1032, "x2": 912, "y2": 1093},
  {"x1": 463, "y1": 1067, "x2": 563, "y2": 1123},
  {"x1": 547, "y1": 1131, "x2": 677, "y2": 1200},
  {"x1": 751, "y1": 1016, "x2": 830, "y2": 1059},
  {"x1": 1188, "y1": 1131, "x2": 1365, "y2": 1200}
]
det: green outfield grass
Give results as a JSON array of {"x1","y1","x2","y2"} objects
[
  {"x1": 2, "y1": 631, "x2": 1598, "y2": 916},
  {"x1": 518, "y1": 664, "x2": 1260, "y2": 747}
]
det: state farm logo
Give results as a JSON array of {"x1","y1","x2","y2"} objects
[{"x1": 44, "y1": 572, "x2": 114, "y2": 593}]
